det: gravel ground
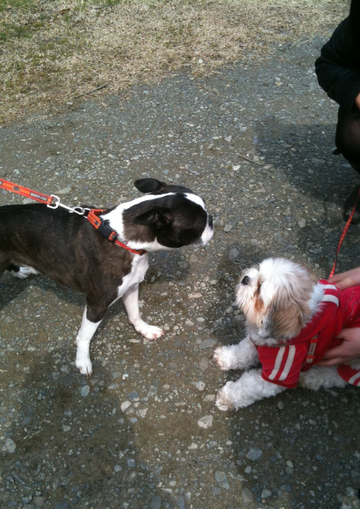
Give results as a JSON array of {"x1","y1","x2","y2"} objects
[{"x1": 1, "y1": 35, "x2": 360, "y2": 509}]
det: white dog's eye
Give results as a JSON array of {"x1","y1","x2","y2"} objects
[{"x1": 241, "y1": 276, "x2": 250, "y2": 285}]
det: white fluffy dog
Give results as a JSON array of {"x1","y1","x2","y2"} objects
[{"x1": 214, "y1": 258, "x2": 360, "y2": 410}]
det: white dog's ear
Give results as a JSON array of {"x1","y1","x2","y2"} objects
[
  {"x1": 258, "y1": 299, "x2": 305, "y2": 339},
  {"x1": 269, "y1": 297, "x2": 308, "y2": 339}
]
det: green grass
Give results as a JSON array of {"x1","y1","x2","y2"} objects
[{"x1": 0, "y1": 0, "x2": 350, "y2": 125}]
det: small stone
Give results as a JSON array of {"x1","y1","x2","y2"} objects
[
  {"x1": 229, "y1": 247, "x2": 240, "y2": 260},
  {"x1": 57, "y1": 187, "x2": 71, "y2": 195},
  {"x1": 225, "y1": 135, "x2": 232, "y2": 143},
  {"x1": 150, "y1": 496, "x2": 161, "y2": 509},
  {"x1": 4, "y1": 438, "x2": 16, "y2": 453},
  {"x1": 191, "y1": 381, "x2": 205, "y2": 391},
  {"x1": 298, "y1": 218, "x2": 307, "y2": 229},
  {"x1": 242, "y1": 487, "x2": 254, "y2": 503},
  {"x1": 176, "y1": 496, "x2": 186, "y2": 509},
  {"x1": 137, "y1": 408, "x2": 148, "y2": 418},
  {"x1": 188, "y1": 443, "x2": 198, "y2": 449},
  {"x1": 80, "y1": 385, "x2": 90, "y2": 397},
  {"x1": 121, "y1": 401, "x2": 131, "y2": 412},
  {"x1": 232, "y1": 165, "x2": 241, "y2": 171},
  {"x1": 33, "y1": 496, "x2": 45, "y2": 507},
  {"x1": 198, "y1": 415, "x2": 213, "y2": 429},
  {"x1": 127, "y1": 458, "x2": 136, "y2": 468},
  {"x1": 261, "y1": 488, "x2": 272, "y2": 499},
  {"x1": 147, "y1": 386, "x2": 158, "y2": 397},
  {"x1": 199, "y1": 358, "x2": 209, "y2": 371},
  {"x1": 224, "y1": 223, "x2": 234, "y2": 232},
  {"x1": 128, "y1": 390, "x2": 140, "y2": 401},
  {"x1": 215, "y1": 470, "x2": 230, "y2": 489},
  {"x1": 246, "y1": 447, "x2": 263, "y2": 461},
  {"x1": 114, "y1": 465, "x2": 122, "y2": 472},
  {"x1": 199, "y1": 339, "x2": 217, "y2": 350}
]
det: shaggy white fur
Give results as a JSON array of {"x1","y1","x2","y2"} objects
[{"x1": 214, "y1": 258, "x2": 360, "y2": 410}]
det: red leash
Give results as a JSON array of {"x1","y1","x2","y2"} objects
[
  {"x1": 329, "y1": 186, "x2": 360, "y2": 279},
  {"x1": 0, "y1": 178, "x2": 55, "y2": 206},
  {"x1": 0, "y1": 178, "x2": 146, "y2": 256}
]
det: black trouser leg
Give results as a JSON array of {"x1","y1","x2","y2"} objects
[{"x1": 335, "y1": 107, "x2": 360, "y2": 222}]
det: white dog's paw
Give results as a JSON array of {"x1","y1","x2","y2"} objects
[
  {"x1": 135, "y1": 321, "x2": 164, "y2": 341},
  {"x1": 215, "y1": 382, "x2": 236, "y2": 411},
  {"x1": 214, "y1": 346, "x2": 232, "y2": 370},
  {"x1": 75, "y1": 356, "x2": 93, "y2": 376},
  {"x1": 214, "y1": 345, "x2": 240, "y2": 371}
]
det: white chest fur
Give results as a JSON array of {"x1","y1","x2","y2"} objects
[{"x1": 115, "y1": 254, "x2": 149, "y2": 301}]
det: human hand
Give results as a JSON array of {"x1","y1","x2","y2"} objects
[
  {"x1": 356, "y1": 92, "x2": 360, "y2": 110},
  {"x1": 329, "y1": 267, "x2": 360, "y2": 290},
  {"x1": 318, "y1": 328, "x2": 360, "y2": 366}
]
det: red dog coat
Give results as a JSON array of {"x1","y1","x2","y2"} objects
[{"x1": 256, "y1": 281, "x2": 360, "y2": 388}]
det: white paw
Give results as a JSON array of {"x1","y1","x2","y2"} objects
[
  {"x1": 10, "y1": 266, "x2": 38, "y2": 279},
  {"x1": 75, "y1": 356, "x2": 93, "y2": 376},
  {"x1": 215, "y1": 382, "x2": 236, "y2": 411},
  {"x1": 134, "y1": 321, "x2": 164, "y2": 340},
  {"x1": 214, "y1": 346, "x2": 237, "y2": 371}
]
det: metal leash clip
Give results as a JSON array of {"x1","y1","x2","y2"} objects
[{"x1": 47, "y1": 195, "x2": 89, "y2": 216}]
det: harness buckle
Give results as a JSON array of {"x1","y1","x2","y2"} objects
[
  {"x1": 97, "y1": 219, "x2": 117, "y2": 242},
  {"x1": 305, "y1": 336, "x2": 318, "y2": 365}
]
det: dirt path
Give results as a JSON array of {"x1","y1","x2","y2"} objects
[{"x1": 1, "y1": 10, "x2": 360, "y2": 509}]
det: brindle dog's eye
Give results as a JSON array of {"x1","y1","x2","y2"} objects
[{"x1": 241, "y1": 276, "x2": 250, "y2": 285}]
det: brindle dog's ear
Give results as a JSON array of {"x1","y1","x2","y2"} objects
[
  {"x1": 134, "y1": 206, "x2": 171, "y2": 229},
  {"x1": 134, "y1": 178, "x2": 167, "y2": 194}
]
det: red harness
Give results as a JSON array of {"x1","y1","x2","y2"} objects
[
  {"x1": 0, "y1": 178, "x2": 146, "y2": 256},
  {"x1": 86, "y1": 209, "x2": 146, "y2": 255}
]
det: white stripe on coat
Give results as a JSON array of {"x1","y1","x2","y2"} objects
[
  {"x1": 268, "y1": 347, "x2": 285, "y2": 380},
  {"x1": 322, "y1": 294, "x2": 339, "y2": 306},
  {"x1": 278, "y1": 345, "x2": 296, "y2": 381},
  {"x1": 349, "y1": 372, "x2": 360, "y2": 385}
]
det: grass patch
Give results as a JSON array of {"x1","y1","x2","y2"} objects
[{"x1": 0, "y1": 0, "x2": 349, "y2": 125}]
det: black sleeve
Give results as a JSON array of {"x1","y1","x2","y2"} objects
[{"x1": 315, "y1": 11, "x2": 360, "y2": 117}]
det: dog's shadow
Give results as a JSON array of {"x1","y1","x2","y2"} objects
[
  {"x1": 2, "y1": 349, "x2": 177, "y2": 507},
  {"x1": 0, "y1": 250, "x2": 190, "y2": 332}
]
